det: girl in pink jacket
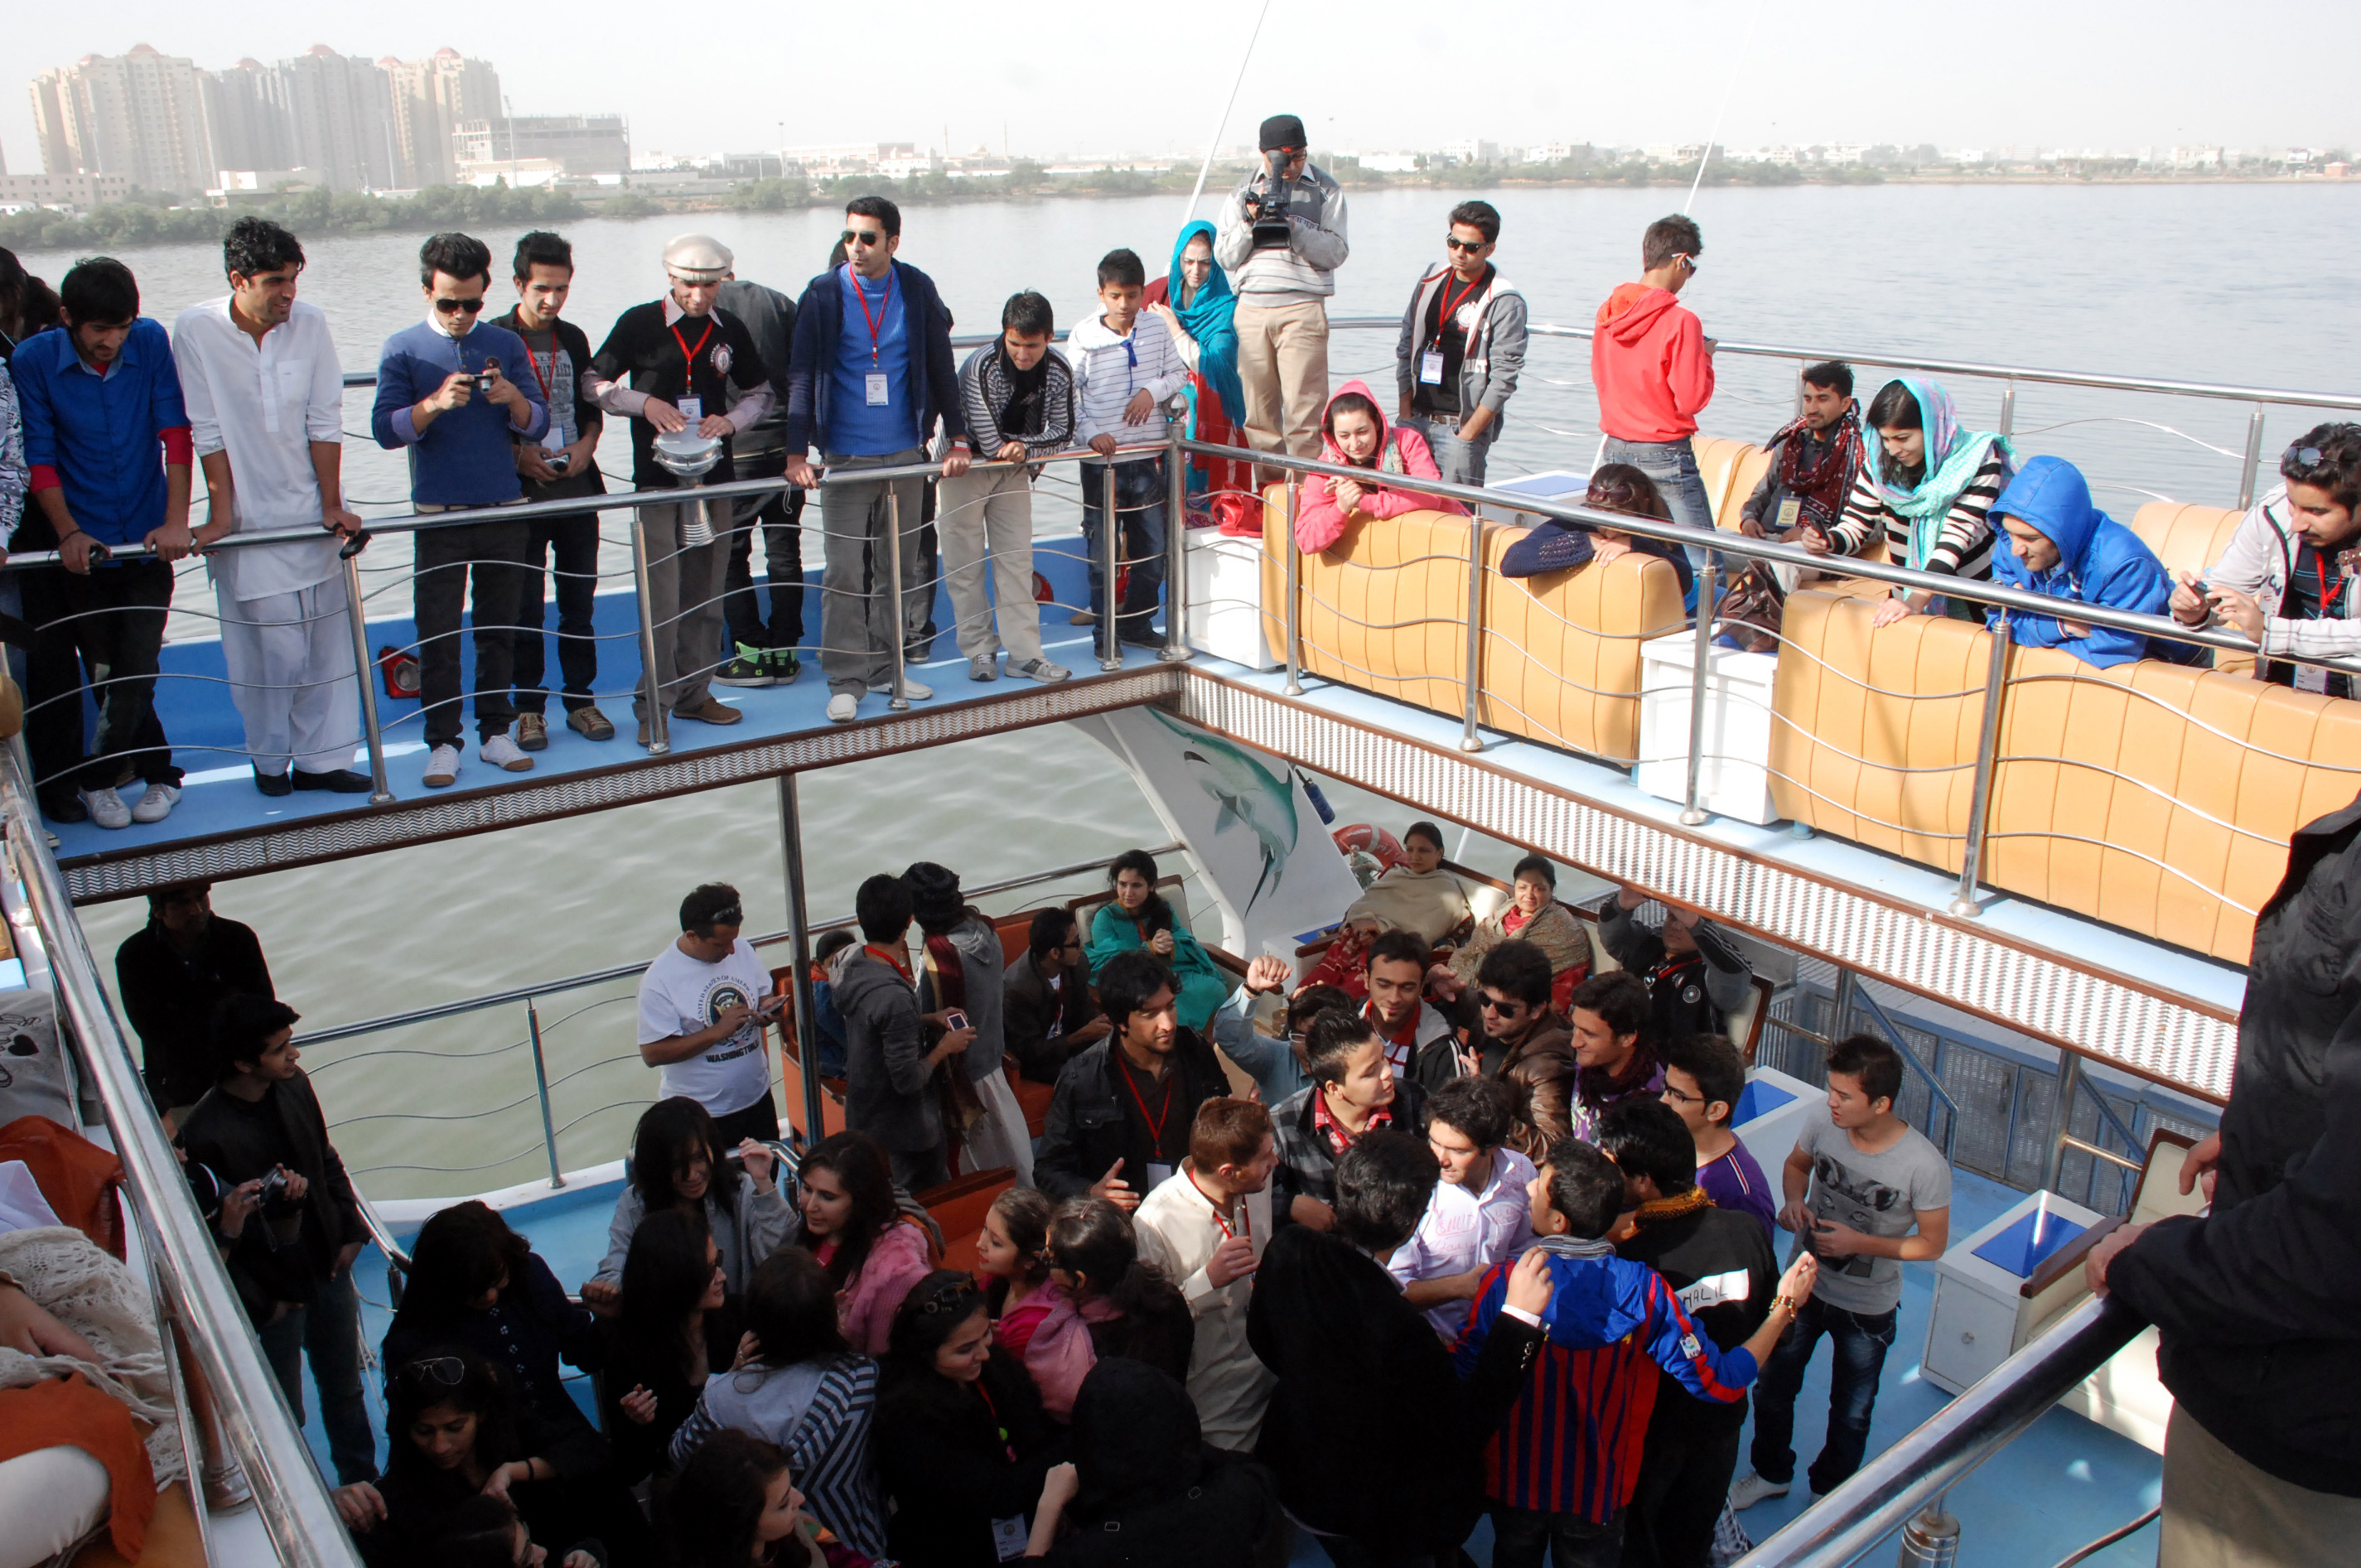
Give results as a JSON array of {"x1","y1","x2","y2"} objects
[{"x1": 1295, "y1": 379, "x2": 1465, "y2": 552}]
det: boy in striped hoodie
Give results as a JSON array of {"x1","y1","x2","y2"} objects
[
  {"x1": 1452, "y1": 1138, "x2": 1817, "y2": 1566},
  {"x1": 1069, "y1": 248, "x2": 1189, "y2": 644}
]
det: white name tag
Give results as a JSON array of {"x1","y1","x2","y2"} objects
[
  {"x1": 866, "y1": 372, "x2": 891, "y2": 407},
  {"x1": 1420, "y1": 350, "x2": 1446, "y2": 385},
  {"x1": 676, "y1": 395, "x2": 703, "y2": 423},
  {"x1": 991, "y1": 1516, "x2": 1028, "y2": 1562},
  {"x1": 540, "y1": 427, "x2": 567, "y2": 455},
  {"x1": 1678, "y1": 1268, "x2": 1755, "y2": 1312},
  {"x1": 1147, "y1": 1161, "x2": 1176, "y2": 1189},
  {"x1": 1775, "y1": 496, "x2": 1802, "y2": 531},
  {"x1": 2297, "y1": 662, "x2": 2330, "y2": 694}
]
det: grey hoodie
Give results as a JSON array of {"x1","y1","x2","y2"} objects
[
  {"x1": 830, "y1": 943, "x2": 940, "y2": 1155},
  {"x1": 1394, "y1": 264, "x2": 1529, "y2": 435}
]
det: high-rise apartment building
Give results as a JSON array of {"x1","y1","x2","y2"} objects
[
  {"x1": 385, "y1": 49, "x2": 501, "y2": 186},
  {"x1": 200, "y1": 58, "x2": 292, "y2": 176},
  {"x1": 276, "y1": 46, "x2": 397, "y2": 191},
  {"x1": 29, "y1": 46, "x2": 215, "y2": 194}
]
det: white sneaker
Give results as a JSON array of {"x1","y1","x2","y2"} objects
[
  {"x1": 868, "y1": 678, "x2": 933, "y2": 700},
  {"x1": 1015, "y1": 658, "x2": 1072, "y2": 683},
  {"x1": 128, "y1": 783, "x2": 180, "y2": 823},
  {"x1": 826, "y1": 692, "x2": 859, "y2": 723},
  {"x1": 478, "y1": 734, "x2": 534, "y2": 773},
  {"x1": 78, "y1": 786, "x2": 131, "y2": 829},
  {"x1": 422, "y1": 745, "x2": 461, "y2": 788},
  {"x1": 1727, "y1": 1471, "x2": 1789, "y2": 1512}
]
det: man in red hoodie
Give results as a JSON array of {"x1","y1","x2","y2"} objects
[{"x1": 1591, "y1": 215, "x2": 1717, "y2": 570}]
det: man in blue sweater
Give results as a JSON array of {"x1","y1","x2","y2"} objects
[
  {"x1": 783, "y1": 195, "x2": 970, "y2": 724},
  {"x1": 371, "y1": 232, "x2": 548, "y2": 789}
]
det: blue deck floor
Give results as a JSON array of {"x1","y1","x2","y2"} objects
[{"x1": 307, "y1": 1165, "x2": 2162, "y2": 1567}]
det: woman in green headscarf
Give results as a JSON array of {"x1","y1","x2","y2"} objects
[
  {"x1": 1145, "y1": 220, "x2": 1253, "y2": 527},
  {"x1": 1824, "y1": 376, "x2": 2017, "y2": 625}
]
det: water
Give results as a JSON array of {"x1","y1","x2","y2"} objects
[{"x1": 36, "y1": 182, "x2": 2359, "y2": 1197}]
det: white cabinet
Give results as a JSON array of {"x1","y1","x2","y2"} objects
[
  {"x1": 1637, "y1": 633, "x2": 1782, "y2": 826},
  {"x1": 1185, "y1": 530, "x2": 1278, "y2": 670},
  {"x1": 1921, "y1": 1189, "x2": 2108, "y2": 1396}
]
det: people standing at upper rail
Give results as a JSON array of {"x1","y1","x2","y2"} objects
[
  {"x1": 1396, "y1": 199, "x2": 1527, "y2": 488},
  {"x1": 1823, "y1": 376, "x2": 2015, "y2": 626},
  {"x1": 1591, "y1": 215, "x2": 1719, "y2": 570},
  {"x1": 2170, "y1": 422, "x2": 2361, "y2": 695},
  {"x1": 1069, "y1": 248, "x2": 1188, "y2": 646},
  {"x1": 783, "y1": 195, "x2": 971, "y2": 726},
  {"x1": 1217, "y1": 113, "x2": 1350, "y2": 481},
  {"x1": 1144, "y1": 220, "x2": 1253, "y2": 524}
]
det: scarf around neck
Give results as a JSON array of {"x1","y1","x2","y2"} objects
[
  {"x1": 1871, "y1": 377, "x2": 2016, "y2": 570},
  {"x1": 1769, "y1": 403, "x2": 1866, "y2": 528},
  {"x1": 1168, "y1": 220, "x2": 1244, "y2": 424}
]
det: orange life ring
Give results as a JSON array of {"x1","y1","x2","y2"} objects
[{"x1": 1331, "y1": 823, "x2": 1404, "y2": 871}]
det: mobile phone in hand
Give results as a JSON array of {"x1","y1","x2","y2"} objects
[{"x1": 944, "y1": 1009, "x2": 969, "y2": 1033}]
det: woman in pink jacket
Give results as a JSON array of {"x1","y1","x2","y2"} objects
[
  {"x1": 1295, "y1": 379, "x2": 1465, "y2": 553},
  {"x1": 796, "y1": 1131, "x2": 939, "y2": 1356}
]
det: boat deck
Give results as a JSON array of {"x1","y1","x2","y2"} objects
[{"x1": 298, "y1": 1165, "x2": 2163, "y2": 1567}]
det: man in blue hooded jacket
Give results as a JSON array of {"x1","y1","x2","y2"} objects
[{"x1": 1985, "y1": 455, "x2": 2179, "y2": 668}]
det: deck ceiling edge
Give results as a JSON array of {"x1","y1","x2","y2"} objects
[
  {"x1": 1173, "y1": 670, "x2": 2238, "y2": 1103},
  {"x1": 60, "y1": 668, "x2": 1187, "y2": 904}
]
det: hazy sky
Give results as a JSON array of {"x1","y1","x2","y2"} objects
[{"x1": 6, "y1": 0, "x2": 2354, "y2": 179}]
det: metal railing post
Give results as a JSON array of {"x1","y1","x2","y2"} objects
[
  {"x1": 1680, "y1": 555, "x2": 1719, "y2": 826},
  {"x1": 884, "y1": 485, "x2": 912, "y2": 708},
  {"x1": 2045, "y1": 1049, "x2": 2084, "y2": 1194},
  {"x1": 1997, "y1": 379, "x2": 2017, "y2": 439},
  {"x1": 524, "y1": 996, "x2": 563, "y2": 1188},
  {"x1": 1098, "y1": 464, "x2": 1123, "y2": 671},
  {"x1": 1162, "y1": 414, "x2": 1190, "y2": 663},
  {"x1": 778, "y1": 773, "x2": 828, "y2": 1147},
  {"x1": 1895, "y1": 1499, "x2": 1961, "y2": 1566},
  {"x1": 1282, "y1": 473, "x2": 1304, "y2": 695},
  {"x1": 1948, "y1": 617, "x2": 2013, "y2": 917},
  {"x1": 628, "y1": 507, "x2": 670, "y2": 755},
  {"x1": 2238, "y1": 404, "x2": 2267, "y2": 509},
  {"x1": 339, "y1": 548, "x2": 395, "y2": 803},
  {"x1": 1461, "y1": 513, "x2": 1485, "y2": 751},
  {"x1": 1794, "y1": 361, "x2": 1808, "y2": 417}
]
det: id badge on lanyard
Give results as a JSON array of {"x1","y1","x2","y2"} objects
[
  {"x1": 676, "y1": 395, "x2": 703, "y2": 424},
  {"x1": 1420, "y1": 350, "x2": 1446, "y2": 385},
  {"x1": 990, "y1": 1517, "x2": 1028, "y2": 1561},
  {"x1": 1775, "y1": 496, "x2": 1803, "y2": 531},
  {"x1": 866, "y1": 373, "x2": 891, "y2": 407}
]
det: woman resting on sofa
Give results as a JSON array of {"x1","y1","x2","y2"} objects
[
  {"x1": 1499, "y1": 463, "x2": 1697, "y2": 609},
  {"x1": 1295, "y1": 382, "x2": 1465, "y2": 553}
]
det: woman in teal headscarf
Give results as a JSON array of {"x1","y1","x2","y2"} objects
[
  {"x1": 1825, "y1": 376, "x2": 2018, "y2": 625},
  {"x1": 1145, "y1": 220, "x2": 1253, "y2": 525}
]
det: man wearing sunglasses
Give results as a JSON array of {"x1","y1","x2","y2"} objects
[
  {"x1": 372, "y1": 232, "x2": 550, "y2": 789},
  {"x1": 636, "y1": 880, "x2": 783, "y2": 1145},
  {"x1": 783, "y1": 195, "x2": 969, "y2": 725},
  {"x1": 1395, "y1": 200, "x2": 1526, "y2": 487},
  {"x1": 1470, "y1": 938, "x2": 1577, "y2": 1160},
  {"x1": 2170, "y1": 422, "x2": 2361, "y2": 696},
  {"x1": 1592, "y1": 215, "x2": 1720, "y2": 572}
]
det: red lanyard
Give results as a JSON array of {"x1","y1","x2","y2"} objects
[
  {"x1": 1114, "y1": 1049, "x2": 1176, "y2": 1150},
  {"x1": 1434, "y1": 269, "x2": 1485, "y2": 340},
  {"x1": 1190, "y1": 1170, "x2": 1247, "y2": 1242},
  {"x1": 864, "y1": 943, "x2": 913, "y2": 984},
  {"x1": 851, "y1": 267, "x2": 896, "y2": 367},
  {"x1": 2312, "y1": 548, "x2": 2347, "y2": 617},
  {"x1": 520, "y1": 328, "x2": 558, "y2": 406},
  {"x1": 975, "y1": 1381, "x2": 1016, "y2": 1462},
  {"x1": 669, "y1": 312, "x2": 715, "y2": 391}
]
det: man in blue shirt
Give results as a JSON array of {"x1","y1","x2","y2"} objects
[
  {"x1": 371, "y1": 232, "x2": 548, "y2": 789},
  {"x1": 12, "y1": 257, "x2": 194, "y2": 828},
  {"x1": 783, "y1": 195, "x2": 970, "y2": 724}
]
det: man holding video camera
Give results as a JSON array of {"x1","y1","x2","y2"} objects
[
  {"x1": 1217, "y1": 112, "x2": 1350, "y2": 481},
  {"x1": 637, "y1": 880, "x2": 787, "y2": 1145}
]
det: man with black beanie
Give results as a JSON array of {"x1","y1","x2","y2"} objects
[{"x1": 1216, "y1": 113, "x2": 1349, "y2": 481}]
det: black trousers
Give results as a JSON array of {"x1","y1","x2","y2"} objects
[
  {"x1": 722, "y1": 447, "x2": 807, "y2": 652},
  {"x1": 413, "y1": 517, "x2": 529, "y2": 748},
  {"x1": 511, "y1": 510, "x2": 601, "y2": 713},
  {"x1": 21, "y1": 558, "x2": 180, "y2": 801},
  {"x1": 1623, "y1": 1422, "x2": 1743, "y2": 1568},
  {"x1": 709, "y1": 1096, "x2": 781, "y2": 1148}
]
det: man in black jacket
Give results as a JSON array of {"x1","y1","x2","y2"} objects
[
  {"x1": 1250, "y1": 1129, "x2": 1548, "y2": 1567},
  {"x1": 783, "y1": 194, "x2": 970, "y2": 724},
  {"x1": 2093, "y1": 795, "x2": 2361, "y2": 1563},
  {"x1": 1002, "y1": 907, "x2": 1107, "y2": 1083},
  {"x1": 114, "y1": 881, "x2": 273, "y2": 1121},
  {"x1": 1600, "y1": 885, "x2": 1754, "y2": 1047},
  {"x1": 176, "y1": 993, "x2": 376, "y2": 1483},
  {"x1": 1600, "y1": 1099, "x2": 1777, "y2": 1568},
  {"x1": 1036, "y1": 949, "x2": 1227, "y2": 1208}
]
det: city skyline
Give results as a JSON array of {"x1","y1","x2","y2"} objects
[{"x1": 6, "y1": 2, "x2": 2358, "y2": 193}]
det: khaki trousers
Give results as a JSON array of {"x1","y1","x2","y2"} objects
[
  {"x1": 2160, "y1": 1404, "x2": 2361, "y2": 1568},
  {"x1": 1234, "y1": 297, "x2": 1330, "y2": 477},
  {"x1": 936, "y1": 465, "x2": 1046, "y2": 666}
]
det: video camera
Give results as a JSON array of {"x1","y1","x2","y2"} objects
[{"x1": 1247, "y1": 147, "x2": 1295, "y2": 252}]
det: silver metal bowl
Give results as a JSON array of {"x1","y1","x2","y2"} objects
[{"x1": 652, "y1": 429, "x2": 723, "y2": 480}]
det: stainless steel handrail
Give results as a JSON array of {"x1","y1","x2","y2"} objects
[
  {"x1": 0, "y1": 750, "x2": 365, "y2": 1566},
  {"x1": 1733, "y1": 1294, "x2": 2146, "y2": 1568},
  {"x1": 295, "y1": 842, "x2": 1183, "y2": 1047}
]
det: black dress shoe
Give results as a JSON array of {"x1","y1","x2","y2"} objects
[
  {"x1": 292, "y1": 769, "x2": 373, "y2": 794},
  {"x1": 41, "y1": 792, "x2": 89, "y2": 823},
  {"x1": 253, "y1": 766, "x2": 293, "y2": 798}
]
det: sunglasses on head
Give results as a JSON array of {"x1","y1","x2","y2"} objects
[
  {"x1": 841, "y1": 229, "x2": 887, "y2": 248},
  {"x1": 708, "y1": 907, "x2": 744, "y2": 928},
  {"x1": 432, "y1": 297, "x2": 486, "y2": 315},
  {"x1": 399, "y1": 1355, "x2": 466, "y2": 1387},
  {"x1": 1445, "y1": 235, "x2": 1490, "y2": 252},
  {"x1": 920, "y1": 1280, "x2": 980, "y2": 1315},
  {"x1": 2286, "y1": 444, "x2": 2329, "y2": 478}
]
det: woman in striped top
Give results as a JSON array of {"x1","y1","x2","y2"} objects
[{"x1": 1827, "y1": 377, "x2": 2017, "y2": 626}]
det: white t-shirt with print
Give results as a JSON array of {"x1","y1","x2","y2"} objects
[{"x1": 637, "y1": 937, "x2": 773, "y2": 1117}]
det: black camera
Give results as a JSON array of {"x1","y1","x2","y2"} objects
[
  {"x1": 1249, "y1": 147, "x2": 1294, "y2": 252},
  {"x1": 258, "y1": 1167, "x2": 292, "y2": 1205}
]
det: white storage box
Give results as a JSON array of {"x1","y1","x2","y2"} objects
[
  {"x1": 1922, "y1": 1189, "x2": 2107, "y2": 1396},
  {"x1": 1734, "y1": 1064, "x2": 1821, "y2": 1180},
  {"x1": 1637, "y1": 633, "x2": 1782, "y2": 826},
  {"x1": 1185, "y1": 530, "x2": 1278, "y2": 670}
]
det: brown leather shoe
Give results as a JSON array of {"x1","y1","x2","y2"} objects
[
  {"x1": 515, "y1": 712, "x2": 549, "y2": 751},
  {"x1": 671, "y1": 695, "x2": 744, "y2": 726},
  {"x1": 567, "y1": 706, "x2": 616, "y2": 741}
]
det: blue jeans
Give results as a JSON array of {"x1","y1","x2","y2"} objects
[
  {"x1": 1402, "y1": 412, "x2": 1493, "y2": 487},
  {"x1": 1081, "y1": 456, "x2": 1168, "y2": 639},
  {"x1": 258, "y1": 1264, "x2": 378, "y2": 1484},
  {"x1": 1601, "y1": 435, "x2": 1718, "y2": 577},
  {"x1": 1747, "y1": 1295, "x2": 1896, "y2": 1494}
]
